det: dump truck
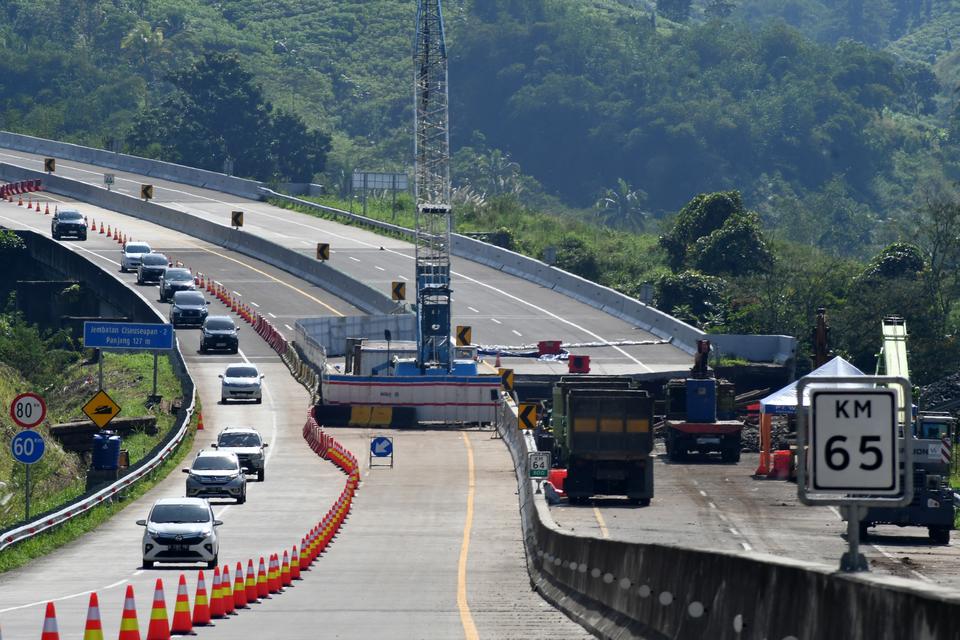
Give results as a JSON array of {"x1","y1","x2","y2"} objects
[
  {"x1": 549, "y1": 377, "x2": 655, "y2": 505},
  {"x1": 662, "y1": 340, "x2": 743, "y2": 462}
]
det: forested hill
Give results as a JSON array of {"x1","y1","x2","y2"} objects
[{"x1": 2, "y1": 1, "x2": 960, "y2": 256}]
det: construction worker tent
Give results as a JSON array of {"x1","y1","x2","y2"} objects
[{"x1": 754, "y1": 356, "x2": 867, "y2": 475}]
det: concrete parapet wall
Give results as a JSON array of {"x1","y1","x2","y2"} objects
[
  {"x1": 496, "y1": 400, "x2": 960, "y2": 640},
  {"x1": 296, "y1": 315, "x2": 416, "y2": 358},
  {"x1": 0, "y1": 131, "x2": 264, "y2": 200},
  {"x1": 0, "y1": 163, "x2": 398, "y2": 315}
]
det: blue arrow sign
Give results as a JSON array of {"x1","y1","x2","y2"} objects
[
  {"x1": 11, "y1": 430, "x2": 45, "y2": 465},
  {"x1": 83, "y1": 322, "x2": 173, "y2": 350},
  {"x1": 371, "y1": 436, "x2": 393, "y2": 458}
]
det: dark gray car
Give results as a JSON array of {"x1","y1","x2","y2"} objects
[
  {"x1": 159, "y1": 268, "x2": 196, "y2": 302},
  {"x1": 200, "y1": 316, "x2": 239, "y2": 354},
  {"x1": 51, "y1": 209, "x2": 87, "y2": 240},
  {"x1": 169, "y1": 290, "x2": 210, "y2": 327},
  {"x1": 137, "y1": 253, "x2": 170, "y2": 284}
]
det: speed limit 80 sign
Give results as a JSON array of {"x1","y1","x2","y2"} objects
[
  {"x1": 811, "y1": 389, "x2": 899, "y2": 495},
  {"x1": 9, "y1": 392, "x2": 46, "y2": 429}
]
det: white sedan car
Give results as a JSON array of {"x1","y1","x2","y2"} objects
[
  {"x1": 219, "y1": 364, "x2": 264, "y2": 404},
  {"x1": 120, "y1": 241, "x2": 152, "y2": 273}
]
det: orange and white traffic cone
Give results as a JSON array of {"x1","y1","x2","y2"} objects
[
  {"x1": 209, "y1": 566, "x2": 224, "y2": 619},
  {"x1": 26, "y1": 195, "x2": 31, "y2": 209},
  {"x1": 146, "y1": 578, "x2": 170, "y2": 640},
  {"x1": 233, "y1": 561, "x2": 248, "y2": 609},
  {"x1": 291, "y1": 544, "x2": 302, "y2": 580},
  {"x1": 267, "y1": 554, "x2": 280, "y2": 594},
  {"x1": 118, "y1": 585, "x2": 140, "y2": 640},
  {"x1": 281, "y1": 549, "x2": 292, "y2": 587},
  {"x1": 45, "y1": 202, "x2": 50, "y2": 215},
  {"x1": 40, "y1": 601, "x2": 60, "y2": 640},
  {"x1": 17, "y1": 194, "x2": 22, "y2": 206},
  {"x1": 106, "y1": 224, "x2": 111, "y2": 237},
  {"x1": 192, "y1": 570, "x2": 211, "y2": 626},
  {"x1": 196, "y1": 412, "x2": 204, "y2": 431},
  {"x1": 83, "y1": 592, "x2": 104, "y2": 640},
  {"x1": 90, "y1": 217, "x2": 96, "y2": 230},
  {"x1": 170, "y1": 574, "x2": 192, "y2": 635},
  {"x1": 99, "y1": 222, "x2": 104, "y2": 234},
  {"x1": 495, "y1": 352, "x2": 502, "y2": 367},
  {"x1": 244, "y1": 559, "x2": 258, "y2": 603},
  {"x1": 221, "y1": 565, "x2": 235, "y2": 615},
  {"x1": 256, "y1": 556, "x2": 270, "y2": 599}
]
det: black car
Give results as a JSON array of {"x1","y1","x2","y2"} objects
[
  {"x1": 159, "y1": 268, "x2": 196, "y2": 302},
  {"x1": 137, "y1": 253, "x2": 170, "y2": 285},
  {"x1": 200, "y1": 316, "x2": 239, "y2": 354},
  {"x1": 169, "y1": 290, "x2": 210, "y2": 327},
  {"x1": 51, "y1": 209, "x2": 87, "y2": 240}
]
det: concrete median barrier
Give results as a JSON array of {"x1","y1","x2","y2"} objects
[{"x1": 496, "y1": 399, "x2": 960, "y2": 640}]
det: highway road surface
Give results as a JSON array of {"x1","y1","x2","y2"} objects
[
  {"x1": 0, "y1": 147, "x2": 693, "y2": 376},
  {"x1": 550, "y1": 448, "x2": 960, "y2": 591},
  {"x1": 0, "y1": 196, "x2": 590, "y2": 638}
]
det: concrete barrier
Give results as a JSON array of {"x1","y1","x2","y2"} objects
[
  {"x1": 0, "y1": 131, "x2": 264, "y2": 200},
  {"x1": 496, "y1": 400, "x2": 960, "y2": 639},
  {"x1": 296, "y1": 315, "x2": 417, "y2": 357},
  {"x1": 0, "y1": 163, "x2": 399, "y2": 316},
  {"x1": 0, "y1": 231, "x2": 196, "y2": 552}
]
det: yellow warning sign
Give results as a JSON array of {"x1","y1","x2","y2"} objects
[
  {"x1": 519, "y1": 403, "x2": 538, "y2": 430},
  {"x1": 83, "y1": 390, "x2": 121, "y2": 429},
  {"x1": 140, "y1": 184, "x2": 154, "y2": 200},
  {"x1": 456, "y1": 325, "x2": 472, "y2": 346},
  {"x1": 498, "y1": 368, "x2": 514, "y2": 392}
]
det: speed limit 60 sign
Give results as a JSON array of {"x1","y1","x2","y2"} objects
[
  {"x1": 10, "y1": 393, "x2": 46, "y2": 428},
  {"x1": 811, "y1": 389, "x2": 898, "y2": 494}
]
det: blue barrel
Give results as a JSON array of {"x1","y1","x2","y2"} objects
[
  {"x1": 686, "y1": 379, "x2": 717, "y2": 423},
  {"x1": 92, "y1": 431, "x2": 121, "y2": 470}
]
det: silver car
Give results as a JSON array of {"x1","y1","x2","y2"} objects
[
  {"x1": 137, "y1": 497, "x2": 222, "y2": 569},
  {"x1": 120, "y1": 242, "x2": 152, "y2": 273},
  {"x1": 183, "y1": 451, "x2": 246, "y2": 503},
  {"x1": 219, "y1": 364, "x2": 264, "y2": 404},
  {"x1": 212, "y1": 427, "x2": 268, "y2": 481}
]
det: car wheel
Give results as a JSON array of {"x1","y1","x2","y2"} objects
[
  {"x1": 929, "y1": 526, "x2": 950, "y2": 545},
  {"x1": 137, "y1": 276, "x2": 143, "y2": 285},
  {"x1": 255, "y1": 397, "x2": 262, "y2": 404},
  {"x1": 221, "y1": 396, "x2": 227, "y2": 404},
  {"x1": 257, "y1": 469, "x2": 265, "y2": 482},
  {"x1": 207, "y1": 556, "x2": 218, "y2": 570},
  {"x1": 199, "y1": 343, "x2": 207, "y2": 354},
  {"x1": 143, "y1": 560, "x2": 154, "y2": 569},
  {"x1": 238, "y1": 491, "x2": 246, "y2": 505},
  {"x1": 231, "y1": 347, "x2": 239, "y2": 354}
]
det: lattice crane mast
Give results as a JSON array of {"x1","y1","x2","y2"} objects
[{"x1": 413, "y1": 0, "x2": 453, "y2": 371}]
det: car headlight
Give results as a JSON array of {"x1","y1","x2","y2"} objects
[
  {"x1": 200, "y1": 529, "x2": 212, "y2": 539},
  {"x1": 146, "y1": 528, "x2": 160, "y2": 537}
]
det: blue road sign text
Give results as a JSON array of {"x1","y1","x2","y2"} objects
[{"x1": 84, "y1": 322, "x2": 173, "y2": 350}]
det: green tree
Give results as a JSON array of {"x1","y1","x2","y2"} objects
[
  {"x1": 657, "y1": 0, "x2": 693, "y2": 22},
  {"x1": 654, "y1": 270, "x2": 727, "y2": 327},
  {"x1": 554, "y1": 236, "x2": 600, "y2": 281},
  {"x1": 595, "y1": 179, "x2": 648, "y2": 231}
]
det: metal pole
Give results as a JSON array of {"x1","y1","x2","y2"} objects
[
  {"x1": 98, "y1": 351, "x2": 104, "y2": 390},
  {"x1": 840, "y1": 504, "x2": 868, "y2": 572},
  {"x1": 25, "y1": 464, "x2": 30, "y2": 520},
  {"x1": 152, "y1": 352, "x2": 158, "y2": 397}
]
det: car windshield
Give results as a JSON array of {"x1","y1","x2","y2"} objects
[
  {"x1": 59, "y1": 211, "x2": 83, "y2": 221},
  {"x1": 165, "y1": 269, "x2": 192, "y2": 281},
  {"x1": 142, "y1": 254, "x2": 168, "y2": 266},
  {"x1": 126, "y1": 243, "x2": 150, "y2": 254},
  {"x1": 218, "y1": 432, "x2": 261, "y2": 447},
  {"x1": 205, "y1": 318, "x2": 235, "y2": 331},
  {"x1": 192, "y1": 456, "x2": 238, "y2": 471},
  {"x1": 174, "y1": 292, "x2": 205, "y2": 306},
  {"x1": 225, "y1": 366, "x2": 258, "y2": 378},
  {"x1": 149, "y1": 504, "x2": 211, "y2": 524}
]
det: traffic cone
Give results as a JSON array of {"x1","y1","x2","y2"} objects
[
  {"x1": 17, "y1": 194, "x2": 22, "y2": 206},
  {"x1": 192, "y1": 571, "x2": 210, "y2": 626},
  {"x1": 170, "y1": 575, "x2": 192, "y2": 635},
  {"x1": 197, "y1": 412, "x2": 204, "y2": 431},
  {"x1": 90, "y1": 217, "x2": 95, "y2": 230},
  {"x1": 40, "y1": 601, "x2": 59, "y2": 640},
  {"x1": 26, "y1": 195, "x2": 31, "y2": 209},
  {"x1": 281, "y1": 550, "x2": 292, "y2": 587},
  {"x1": 99, "y1": 221, "x2": 104, "y2": 234},
  {"x1": 495, "y1": 352, "x2": 502, "y2": 367},
  {"x1": 245, "y1": 559, "x2": 258, "y2": 603},
  {"x1": 256, "y1": 556, "x2": 269, "y2": 598},
  {"x1": 267, "y1": 554, "x2": 280, "y2": 594},
  {"x1": 221, "y1": 565, "x2": 235, "y2": 615},
  {"x1": 145, "y1": 578, "x2": 170, "y2": 640},
  {"x1": 118, "y1": 585, "x2": 140, "y2": 640},
  {"x1": 290, "y1": 544, "x2": 302, "y2": 580},
  {"x1": 107, "y1": 224, "x2": 111, "y2": 237},
  {"x1": 233, "y1": 562, "x2": 248, "y2": 609},
  {"x1": 83, "y1": 592, "x2": 104, "y2": 640},
  {"x1": 209, "y1": 566, "x2": 224, "y2": 619},
  {"x1": 45, "y1": 202, "x2": 49, "y2": 215}
]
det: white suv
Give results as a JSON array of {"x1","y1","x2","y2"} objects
[
  {"x1": 120, "y1": 242, "x2": 152, "y2": 273},
  {"x1": 137, "y1": 497, "x2": 222, "y2": 569},
  {"x1": 219, "y1": 364, "x2": 264, "y2": 404}
]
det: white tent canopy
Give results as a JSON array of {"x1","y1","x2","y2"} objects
[{"x1": 760, "y1": 356, "x2": 867, "y2": 414}]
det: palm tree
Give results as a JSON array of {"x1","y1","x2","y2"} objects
[{"x1": 595, "y1": 178, "x2": 649, "y2": 231}]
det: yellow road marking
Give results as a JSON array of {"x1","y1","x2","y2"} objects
[
  {"x1": 43, "y1": 194, "x2": 345, "y2": 316},
  {"x1": 593, "y1": 507, "x2": 610, "y2": 539},
  {"x1": 458, "y1": 433, "x2": 479, "y2": 640}
]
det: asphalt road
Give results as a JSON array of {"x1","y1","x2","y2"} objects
[
  {"x1": 549, "y1": 447, "x2": 960, "y2": 591},
  {"x1": 0, "y1": 196, "x2": 591, "y2": 638},
  {"x1": 0, "y1": 148, "x2": 693, "y2": 375}
]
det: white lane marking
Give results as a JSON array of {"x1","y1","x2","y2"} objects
[
  {"x1": 468, "y1": 306, "x2": 479, "y2": 313},
  {"x1": 103, "y1": 579, "x2": 128, "y2": 589},
  {"x1": 708, "y1": 502, "x2": 717, "y2": 509},
  {"x1": 232, "y1": 290, "x2": 242, "y2": 297},
  {"x1": 0, "y1": 215, "x2": 121, "y2": 266},
  {"x1": 491, "y1": 318, "x2": 502, "y2": 325},
  {"x1": 9, "y1": 155, "x2": 654, "y2": 368},
  {"x1": 512, "y1": 330, "x2": 522, "y2": 337},
  {"x1": 699, "y1": 490, "x2": 708, "y2": 497},
  {"x1": 268, "y1": 312, "x2": 277, "y2": 318},
  {"x1": 300, "y1": 241, "x2": 312, "y2": 246},
  {"x1": 132, "y1": 570, "x2": 144, "y2": 577},
  {"x1": 729, "y1": 527, "x2": 740, "y2": 536},
  {"x1": 349, "y1": 256, "x2": 361, "y2": 262},
  {"x1": 250, "y1": 301, "x2": 260, "y2": 308},
  {"x1": 398, "y1": 275, "x2": 408, "y2": 280},
  {"x1": 375, "y1": 266, "x2": 385, "y2": 271},
  {"x1": 741, "y1": 542, "x2": 752, "y2": 551},
  {"x1": 285, "y1": 324, "x2": 294, "y2": 331},
  {"x1": 0, "y1": 577, "x2": 128, "y2": 614}
]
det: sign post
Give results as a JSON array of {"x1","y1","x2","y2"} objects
[
  {"x1": 10, "y1": 392, "x2": 47, "y2": 429},
  {"x1": 11, "y1": 430, "x2": 45, "y2": 519},
  {"x1": 796, "y1": 376, "x2": 912, "y2": 572},
  {"x1": 370, "y1": 436, "x2": 394, "y2": 468},
  {"x1": 528, "y1": 451, "x2": 551, "y2": 494},
  {"x1": 83, "y1": 321, "x2": 173, "y2": 397}
]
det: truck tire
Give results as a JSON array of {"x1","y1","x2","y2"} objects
[
  {"x1": 631, "y1": 498, "x2": 651, "y2": 507},
  {"x1": 721, "y1": 446, "x2": 740, "y2": 463},
  {"x1": 929, "y1": 526, "x2": 950, "y2": 545}
]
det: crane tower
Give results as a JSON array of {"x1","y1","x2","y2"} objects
[{"x1": 413, "y1": 0, "x2": 453, "y2": 370}]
